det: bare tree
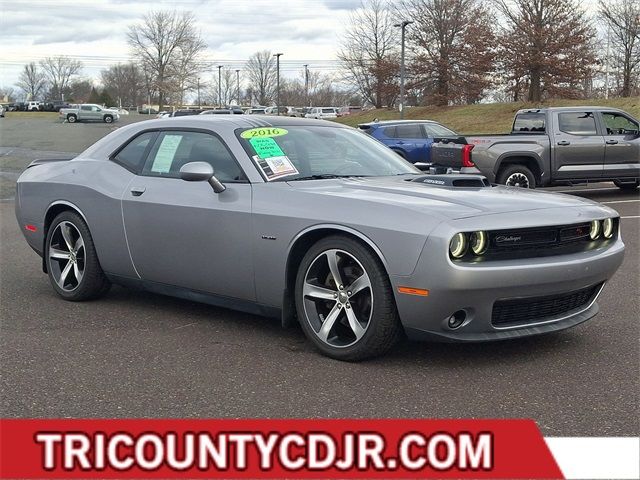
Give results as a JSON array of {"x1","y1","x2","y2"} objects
[
  {"x1": 245, "y1": 51, "x2": 277, "y2": 105},
  {"x1": 205, "y1": 69, "x2": 236, "y2": 106},
  {"x1": 599, "y1": 0, "x2": 640, "y2": 97},
  {"x1": 338, "y1": 0, "x2": 399, "y2": 108},
  {"x1": 101, "y1": 63, "x2": 145, "y2": 107},
  {"x1": 39, "y1": 56, "x2": 83, "y2": 100},
  {"x1": 16, "y1": 62, "x2": 48, "y2": 100},
  {"x1": 127, "y1": 10, "x2": 206, "y2": 110},
  {"x1": 397, "y1": 0, "x2": 496, "y2": 106},
  {"x1": 496, "y1": 0, "x2": 597, "y2": 102}
]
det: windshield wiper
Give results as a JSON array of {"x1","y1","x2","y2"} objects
[{"x1": 287, "y1": 174, "x2": 368, "y2": 181}]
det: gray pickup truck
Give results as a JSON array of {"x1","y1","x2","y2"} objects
[
  {"x1": 431, "y1": 107, "x2": 639, "y2": 190},
  {"x1": 59, "y1": 104, "x2": 120, "y2": 124}
]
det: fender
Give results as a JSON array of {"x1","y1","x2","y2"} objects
[{"x1": 494, "y1": 151, "x2": 548, "y2": 184}]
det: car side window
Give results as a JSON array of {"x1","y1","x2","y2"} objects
[
  {"x1": 423, "y1": 123, "x2": 456, "y2": 137},
  {"x1": 112, "y1": 131, "x2": 158, "y2": 173},
  {"x1": 558, "y1": 112, "x2": 597, "y2": 136},
  {"x1": 602, "y1": 113, "x2": 639, "y2": 136},
  {"x1": 394, "y1": 124, "x2": 424, "y2": 139},
  {"x1": 141, "y1": 131, "x2": 246, "y2": 182},
  {"x1": 81, "y1": 105, "x2": 91, "y2": 111},
  {"x1": 383, "y1": 126, "x2": 397, "y2": 137}
]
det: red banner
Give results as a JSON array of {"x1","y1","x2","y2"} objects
[{"x1": 0, "y1": 419, "x2": 562, "y2": 479}]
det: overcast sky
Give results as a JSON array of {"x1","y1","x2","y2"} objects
[
  {"x1": 1, "y1": 0, "x2": 604, "y2": 92},
  {"x1": 0, "y1": 0, "x2": 359, "y2": 90}
]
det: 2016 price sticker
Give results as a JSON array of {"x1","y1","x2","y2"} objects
[{"x1": 240, "y1": 127, "x2": 288, "y2": 139}]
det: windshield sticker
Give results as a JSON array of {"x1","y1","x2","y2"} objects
[
  {"x1": 151, "y1": 134, "x2": 182, "y2": 173},
  {"x1": 253, "y1": 155, "x2": 298, "y2": 181},
  {"x1": 249, "y1": 137, "x2": 285, "y2": 159},
  {"x1": 240, "y1": 127, "x2": 288, "y2": 139}
]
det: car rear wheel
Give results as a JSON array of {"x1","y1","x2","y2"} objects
[
  {"x1": 67, "y1": 114, "x2": 77, "y2": 123},
  {"x1": 295, "y1": 235, "x2": 402, "y2": 361},
  {"x1": 46, "y1": 212, "x2": 111, "y2": 301},
  {"x1": 498, "y1": 164, "x2": 536, "y2": 188},
  {"x1": 613, "y1": 180, "x2": 639, "y2": 190}
]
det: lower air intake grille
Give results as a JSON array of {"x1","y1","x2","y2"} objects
[{"x1": 492, "y1": 283, "x2": 603, "y2": 327}]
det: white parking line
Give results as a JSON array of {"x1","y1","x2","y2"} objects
[
  {"x1": 552, "y1": 187, "x2": 620, "y2": 193},
  {"x1": 602, "y1": 200, "x2": 640, "y2": 204},
  {"x1": 621, "y1": 216, "x2": 640, "y2": 219}
]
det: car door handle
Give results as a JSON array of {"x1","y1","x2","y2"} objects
[
  {"x1": 396, "y1": 140, "x2": 404, "y2": 145},
  {"x1": 606, "y1": 139, "x2": 619, "y2": 145},
  {"x1": 557, "y1": 140, "x2": 571, "y2": 146},
  {"x1": 130, "y1": 186, "x2": 146, "y2": 196}
]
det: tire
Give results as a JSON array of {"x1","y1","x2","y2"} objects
[
  {"x1": 103, "y1": 115, "x2": 113, "y2": 123},
  {"x1": 67, "y1": 114, "x2": 77, "y2": 123},
  {"x1": 45, "y1": 211, "x2": 111, "y2": 301},
  {"x1": 295, "y1": 235, "x2": 402, "y2": 361},
  {"x1": 613, "y1": 180, "x2": 639, "y2": 190},
  {"x1": 497, "y1": 164, "x2": 536, "y2": 188}
]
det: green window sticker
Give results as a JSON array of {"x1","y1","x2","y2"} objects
[
  {"x1": 249, "y1": 137, "x2": 285, "y2": 159},
  {"x1": 240, "y1": 127, "x2": 288, "y2": 139},
  {"x1": 151, "y1": 134, "x2": 182, "y2": 173}
]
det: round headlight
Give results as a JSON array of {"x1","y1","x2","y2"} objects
[
  {"x1": 603, "y1": 218, "x2": 614, "y2": 239},
  {"x1": 449, "y1": 233, "x2": 468, "y2": 259},
  {"x1": 589, "y1": 220, "x2": 601, "y2": 240},
  {"x1": 470, "y1": 231, "x2": 488, "y2": 255}
]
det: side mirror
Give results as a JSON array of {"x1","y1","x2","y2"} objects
[{"x1": 179, "y1": 162, "x2": 226, "y2": 193}]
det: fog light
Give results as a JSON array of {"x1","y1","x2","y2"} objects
[
  {"x1": 603, "y1": 218, "x2": 614, "y2": 239},
  {"x1": 449, "y1": 233, "x2": 468, "y2": 259},
  {"x1": 470, "y1": 231, "x2": 488, "y2": 255},
  {"x1": 448, "y1": 310, "x2": 467, "y2": 329},
  {"x1": 589, "y1": 220, "x2": 601, "y2": 240}
]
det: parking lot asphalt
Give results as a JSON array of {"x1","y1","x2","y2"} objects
[{"x1": 0, "y1": 115, "x2": 638, "y2": 435}]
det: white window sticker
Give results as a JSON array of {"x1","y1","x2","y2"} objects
[
  {"x1": 151, "y1": 134, "x2": 183, "y2": 173},
  {"x1": 253, "y1": 155, "x2": 299, "y2": 181}
]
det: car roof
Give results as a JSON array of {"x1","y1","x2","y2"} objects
[
  {"x1": 359, "y1": 119, "x2": 440, "y2": 127},
  {"x1": 517, "y1": 106, "x2": 627, "y2": 114},
  {"x1": 134, "y1": 115, "x2": 351, "y2": 129}
]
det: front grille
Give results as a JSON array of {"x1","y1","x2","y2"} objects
[{"x1": 492, "y1": 283, "x2": 603, "y2": 327}]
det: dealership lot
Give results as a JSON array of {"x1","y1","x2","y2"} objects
[{"x1": 0, "y1": 115, "x2": 638, "y2": 435}]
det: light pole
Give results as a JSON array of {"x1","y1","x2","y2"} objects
[
  {"x1": 274, "y1": 53, "x2": 283, "y2": 115},
  {"x1": 235, "y1": 69, "x2": 241, "y2": 105},
  {"x1": 197, "y1": 77, "x2": 201, "y2": 108},
  {"x1": 303, "y1": 64, "x2": 309, "y2": 107},
  {"x1": 217, "y1": 65, "x2": 223, "y2": 107},
  {"x1": 394, "y1": 20, "x2": 413, "y2": 119}
]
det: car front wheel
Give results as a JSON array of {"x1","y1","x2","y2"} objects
[
  {"x1": 46, "y1": 212, "x2": 111, "y2": 301},
  {"x1": 613, "y1": 180, "x2": 639, "y2": 190},
  {"x1": 67, "y1": 114, "x2": 77, "y2": 123},
  {"x1": 295, "y1": 235, "x2": 402, "y2": 361}
]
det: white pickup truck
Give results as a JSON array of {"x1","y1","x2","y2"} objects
[{"x1": 59, "y1": 104, "x2": 120, "y2": 123}]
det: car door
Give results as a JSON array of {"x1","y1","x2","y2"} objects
[
  {"x1": 79, "y1": 105, "x2": 93, "y2": 120},
  {"x1": 121, "y1": 129, "x2": 255, "y2": 301},
  {"x1": 599, "y1": 111, "x2": 640, "y2": 179},
  {"x1": 552, "y1": 111, "x2": 605, "y2": 180},
  {"x1": 393, "y1": 124, "x2": 424, "y2": 162}
]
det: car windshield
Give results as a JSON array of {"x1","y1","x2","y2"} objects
[{"x1": 237, "y1": 125, "x2": 420, "y2": 182}]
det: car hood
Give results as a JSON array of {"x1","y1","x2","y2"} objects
[{"x1": 286, "y1": 175, "x2": 598, "y2": 220}]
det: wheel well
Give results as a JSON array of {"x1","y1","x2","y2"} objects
[
  {"x1": 42, "y1": 204, "x2": 82, "y2": 272},
  {"x1": 281, "y1": 228, "x2": 386, "y2": 327},
  {"x1": 391, "y1": 148, "x2": 407, "y2": 158},
  {"x1": 498, "y1": 156, "x2": 542, "y2": 183}
]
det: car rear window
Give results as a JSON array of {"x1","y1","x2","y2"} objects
[
  {"x1": 512, "y1": 113, "x2": 546, "y2": 133},
  {"x1": 322, "y1": 108, "x2": 335, "y2": 114}
]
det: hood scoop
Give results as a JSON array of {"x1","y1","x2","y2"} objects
[{"x1": 407, "y1": 174, "x2": 491, "y2": 188}]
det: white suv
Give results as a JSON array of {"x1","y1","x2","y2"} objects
[
  {"x1": 27, "y1": 101, "x2": 42, "y2": 111},
  {"x1": 305, "y1": 107, "x2": 338, "y2": 120}
]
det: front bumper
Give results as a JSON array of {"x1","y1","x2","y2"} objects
[{"x1": 390, "y1": 210, "x2": 625, "y2": 342}]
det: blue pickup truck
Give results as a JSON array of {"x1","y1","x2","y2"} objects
[{"x1": 358, "y1": 120, "x2": 457, "y2": 165}]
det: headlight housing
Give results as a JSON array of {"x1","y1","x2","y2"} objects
[
  {"x1": 470, "y1": 231, "x2": 488, "y2": 255},
  {"x1": 603, "y1": 218, "x2": 614, "y2": 239},
  {"x1": 589, "y1": 220, "x2": 601, "y2": 240},
  {"x1": 449, "y1": 233, "x2": 468, "y2": 259}
]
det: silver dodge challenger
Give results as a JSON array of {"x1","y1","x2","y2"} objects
[{"x1": 15, "y1": 116, "x2": 625, "y2": 360}]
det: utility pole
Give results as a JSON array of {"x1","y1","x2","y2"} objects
[
  {"x1": 197, "y1": 77, "x2": 201, "y2": 109},
  {"x1": 217, "y1": 65, "x2": 223, "y2": 107},
  {"x1": 235, "y1": 69, "x2": 240, "y2": 105},
  {"x1": 605, "y1": 26, "x2": 611, "y2": 100},
  {"x1": 274, "y1": 53, "x2": 283, "y2": 115},
  {"x1": 394, "y1": 20, "x2": 413, "y2": 119},
  {"x1": 304, "y1": 64, "x2": 309, "y2": 107}
]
